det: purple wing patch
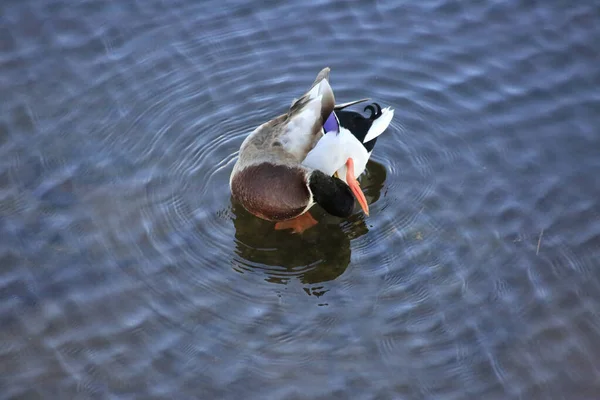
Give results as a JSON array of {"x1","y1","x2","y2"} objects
[{"x1": 323, "y1": 112, "x2": 339, "y2": 134}]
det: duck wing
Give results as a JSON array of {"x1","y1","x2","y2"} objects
[
  {"x1": 234, "y1": 68, "x2": 336, "y2": 168},
  {"x1": 282, "y1": 67, "x2": 336, "y2": 161}
]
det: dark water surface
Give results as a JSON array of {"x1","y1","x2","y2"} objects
[{"x1": 2, "y1": 0, "x2": 600, "y2": 398}]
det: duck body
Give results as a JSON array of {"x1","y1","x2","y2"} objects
[{"x1": 230, "y1": 68, "x2": 356, "y2": 224}]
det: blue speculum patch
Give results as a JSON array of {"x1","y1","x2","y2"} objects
[{"x1": 323, "y1": 112, "x2": 339, "y2": 134}]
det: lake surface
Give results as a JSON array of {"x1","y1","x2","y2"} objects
[{"x1": 2, "y1": 0, "x2": 600, "y2": 398}]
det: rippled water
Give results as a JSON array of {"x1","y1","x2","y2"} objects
[{"x1": 2, "y1": 0, "x2": 600, "y2": 398}]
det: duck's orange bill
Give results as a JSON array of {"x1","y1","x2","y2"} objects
[{"x1": 345, "y1": 158, "x2": 369, "y2": 216}]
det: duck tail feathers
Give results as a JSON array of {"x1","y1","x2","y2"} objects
[
  {"x1": 363, "y1": 107, "x2": 394, "y2": 143},
  {"x1": 334, "y1": 98, "x2": 371, "y2": 111},
  {"x1": 290, "y1": 67, "x2": 335, "y2": 123}
]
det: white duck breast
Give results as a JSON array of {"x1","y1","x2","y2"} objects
[{"x1": 302, "y1": 127, "x2": 369, "y2": 181}]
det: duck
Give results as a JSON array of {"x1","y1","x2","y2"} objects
[
  {"x1": 230, "y1": 67, "x2": 393, "y2": 233},
  {"x1": 230, "y1": 67, "x2": 356, "y2": 233},
  {"x1": 302, "y1": 101, "x2": 394, "y2": 217}
]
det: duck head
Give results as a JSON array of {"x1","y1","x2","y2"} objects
[{"x1": 308, "y1": 169, "x2": 355, "y2": 218}]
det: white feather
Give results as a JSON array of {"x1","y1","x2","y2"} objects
[
  {"x1": 307, "y1": 78, "x2": 331, "y2": 101},
  {"x1": 302, "y1": 127, "x2": 369, "y2": 183},
  {"x1": 363, "y1": 107, "x2": 394, "y2": 143},
  {"x1": 334, "y1": 98, "x2": 370, "y2": 110},
  {"x1": 289, "y1": 76, "x2": 332, "y2": 108},
  {"x1": 302, "y1": 132, "x2": 345, "y2": 176},
  {"x1": 283, "y1": 95, "x2": 322, "y2": 160}
]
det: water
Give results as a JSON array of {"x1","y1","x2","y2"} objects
[{"x1": 2, "y1": 0, "x2": 600, "y2": 398}]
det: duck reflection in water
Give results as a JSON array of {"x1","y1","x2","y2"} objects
[{"x1": 231, "y1": 160, "x2": 387, "y2": 294}]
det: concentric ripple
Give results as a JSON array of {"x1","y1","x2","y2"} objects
[{"x1": 2, "y1": 0, "x2": 600, "y2": 398}]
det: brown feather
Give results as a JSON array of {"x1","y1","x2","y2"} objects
[{"x1": 231, "y1": 163, "x2": 310, "y2": 221}]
